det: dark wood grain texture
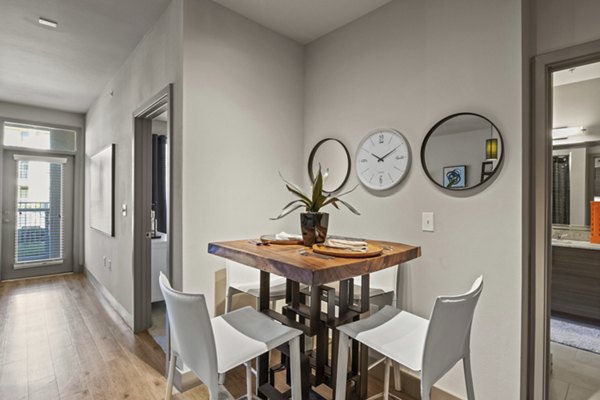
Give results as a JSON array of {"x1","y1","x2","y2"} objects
[
  {"x1": 551, "y1": 246, "x2": 600, "y2": 322},
  {"x1": 207, "y1": 240, "x2": 421, "y2": 285}
]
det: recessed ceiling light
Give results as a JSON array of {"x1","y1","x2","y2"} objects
[{"x1": 38, "y1": 17, "x2": 58, "y2": 28}]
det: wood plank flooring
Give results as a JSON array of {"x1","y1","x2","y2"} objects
[
  {"x1": 0, "y1": 273, "x2": 208, "y2": 400},
  {"x1": 0, "y1": 273, "x2": 426, "y2": 400}
]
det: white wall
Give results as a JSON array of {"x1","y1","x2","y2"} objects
[
  {"x1": 534, "y1": 0, "x2": 600, "y2": 54},
  {"x1": 181, "y1": 0, "x2": 304, "y2": 313},
  {"x1": 0, "y1": 101, "x2": 84, "y2": 128},
  {"x1": 84, "y1": 0, "x2": 183, "y2": 323},
  {"x1": 304, "y1": 1, "x2": 522, "y2": 398}
]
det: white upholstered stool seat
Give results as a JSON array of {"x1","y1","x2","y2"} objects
[
  {"x1": 338, "y1": 306, "x2": 429, "y2": 372},
  {"x1": 212, "y1": 306, "x2": 301, "y2": 373}
]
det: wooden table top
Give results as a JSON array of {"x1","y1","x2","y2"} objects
[{"x1": 208, "y1": 239, "x2": 421, "y2": 285}]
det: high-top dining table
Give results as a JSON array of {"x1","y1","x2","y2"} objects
[{"x1": 208, "y1": 239, "x2": 421, "y2": 400}]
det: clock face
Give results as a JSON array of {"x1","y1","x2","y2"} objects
[{"x1": 355, "y1": 129, "x2": 411, "y2": 191}]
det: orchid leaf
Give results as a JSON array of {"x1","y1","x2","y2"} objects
[
  {"x1": 281, "y1": 199, "x2": 309, "y2": 210},
  {"x1": 336, "y1": 184, "x2": 359, "y2": 198},
  {"x1": 278, "y1": 171, "x2": 307, "y2": 197},
  {"x1": 286, "y1": 185, "x2": 311, "y2": 205},
  {"x1": 312, "y1": 167, "x2": 324, "y2": 206},
  {"x1": 336, "y1": 199, "x2": 360, "y2": 215},
  {"x1": 270, "y1": 204, "x2": 304, "y2": 220}
]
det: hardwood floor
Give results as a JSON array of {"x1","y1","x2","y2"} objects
[
  {"x1": 0, "y1": 273, "x2": 435, "y2": 400},
  {"x1": 0, "y1": 273, "x2": 208, "y2": 400}
]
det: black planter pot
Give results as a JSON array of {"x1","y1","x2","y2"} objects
[{"x1": 300, "y1": 212, "x2": 329, "y2": 246}]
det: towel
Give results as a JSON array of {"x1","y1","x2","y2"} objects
[
  {"x1": 275, "y1": 232, "x2": 303, "y2": 240},
  {"x1": 322, "y1": 238, "x2": 368, "y2": 253}
]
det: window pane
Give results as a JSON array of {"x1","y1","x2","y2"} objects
[
  {"x1": 15, "y1": 160, "x2": 64, "y2": 263},
  {"x1": 3, "y1": 122, "x2": 76, "y2": 152}
]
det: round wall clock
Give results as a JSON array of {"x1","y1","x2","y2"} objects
[{"x1": 355, "y1": 129, "x2": 411, "y2": 190}]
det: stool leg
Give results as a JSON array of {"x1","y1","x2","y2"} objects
[
  {"x1": 383, "y1": 358, "x2": 391, "y2": 400},
  {"x1": 289, "y1": 336, "x2": 302, "y2": 400},
  {"x1": 165, "y1": 353, "x2": 176, "y2": 400},
  {"x1": 226, "y1": 287, "x2": 234, "y2": 312},
  {"x1": 464, "y1": 355, "x2": 475, "y2": 400},
  {"x1": 245, "y1": 361, "x2": 253, "y2": 399},
  {"x1": 392, "y1": 361, "x2": 402, "y2": 392},
  {"x1": 335, "y1": 332, "x2": 350, "y2": 400}
]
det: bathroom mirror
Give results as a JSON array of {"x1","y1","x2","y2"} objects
[
  {"x1": 421, "y1": 113, "x2": 504, "y2": 190},
  {"x1": 308, "y1": 138, "x2": 351, "y2": 193}
]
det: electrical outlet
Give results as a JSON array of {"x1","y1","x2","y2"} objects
[{"x1": 422, "y1": 212, "x2": 434, "y2": 232}]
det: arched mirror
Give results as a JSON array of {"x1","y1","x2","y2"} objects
[
  {"x1": 421, "y1": 113, "x2": 504, "y2": 190},
  {"x1": 308, "y1": 138, "x2": 351, "y2": 193}
]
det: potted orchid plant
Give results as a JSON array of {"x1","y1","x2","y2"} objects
[{"x1": 271, "y1": 168, "x2": 360, "y2": 246}]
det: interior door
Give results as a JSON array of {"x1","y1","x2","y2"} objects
[{"x1": 1, "y1": 151, "x2": 74, "y2": 279}]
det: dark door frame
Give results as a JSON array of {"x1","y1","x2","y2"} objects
[
  {"x1": 530, "y1": 38, "x2": 600, "y2": 399},
  {"x1": 132, "y1": 84, "x2": 173, "y2": 333}
]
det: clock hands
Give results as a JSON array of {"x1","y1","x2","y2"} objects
[
  {"x1": 370, "y1": 145, "x2": 400, "y2": 163},
  {"x1": 369, "y1": 152, "x2": 385, "y2": 162},
  {"x1": 379, "y1": 145, "x2": 400, "y2": 161}
]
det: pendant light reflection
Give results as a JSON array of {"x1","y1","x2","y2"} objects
[{"x1": 485, "y1": 124, "x2": 498, "y2": 160}]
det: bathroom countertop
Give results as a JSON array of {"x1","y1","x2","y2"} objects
[{"x1": 552, "y1": 239, "x2": 600, "y2": 250}]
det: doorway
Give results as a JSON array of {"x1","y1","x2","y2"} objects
[
  {"x1": 132, "y1": 85, "x2": 173, "y2": 336},
  {"x1": 547, "y1": 61, "x2": 600, "y2": 400},
  {"x1": 0, "y1": 121, "x2": 77, "y2": 280},
  {"x1": 531, "y1": 39, "x2": 600, "y2": 400}
]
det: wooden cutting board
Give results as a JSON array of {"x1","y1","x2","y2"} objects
[{"x1": 312, "y1": 243, "x2": 383, "y2": 258}]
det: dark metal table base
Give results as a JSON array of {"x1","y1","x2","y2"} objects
[{"x1": 257, "y1": 272, "x2": 371, "y2": 400}]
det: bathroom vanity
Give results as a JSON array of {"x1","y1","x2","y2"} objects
[{"x1": 551, "y1": 239, "x2": 600, "y2": 322}]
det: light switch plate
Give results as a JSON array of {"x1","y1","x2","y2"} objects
[
  {"x1": 122, "y1": 204, "x2": 127, "y2": 217},
  {"x1": 422, "y1": 212, "x2": 434, "y2": 232}
]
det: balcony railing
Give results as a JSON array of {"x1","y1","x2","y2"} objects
[{"x1": 16, "y1": 201, "x2": 61, "y2": 263}]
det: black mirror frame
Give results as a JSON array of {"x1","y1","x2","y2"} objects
[
  {"x1": 307, "y1": 138, "x2": 351, "y2": 194},
  {"x1": 420, "y1": 112, "x2": 505, "y2": 191}
]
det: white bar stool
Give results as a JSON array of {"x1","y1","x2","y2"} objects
[
  {"x1": 159, "y1": 273, "x2": 303, "y2": 400},
  {"x1": 335, "y1": 276, "x2": 483, "y2": 400}
]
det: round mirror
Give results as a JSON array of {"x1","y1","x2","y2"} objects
[
  {"x1": 308, "y1": 138, "x2": 351, "y2": 193},
  {"x1": 421, "y1": 113, "x2": 504, "y2": 190}
]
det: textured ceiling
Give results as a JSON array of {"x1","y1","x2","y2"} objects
[
  {"x1": 212, "y1": 0, "x2": 391, "y2": 44},
  {"x1": 0, "y1": 0, "x2": 171, "y2": 113}
]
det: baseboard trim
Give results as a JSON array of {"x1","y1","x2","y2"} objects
[
  {"x1": 174, "y1": 365, "x2": 202, "y2": 392},
  {"x1": 83, "y1": 267, "x2": 134, "y2": 330}
]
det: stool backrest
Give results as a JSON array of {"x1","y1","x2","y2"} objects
[
  {"x1": 421, "y1": 276, "x2": 483, "y2": 388},
  {"x1": 226, "y1": 259, "x2": 261, "y2": 288},
  {"x1": 159, "y1": 273, "x2": 219, "y2": 395}
]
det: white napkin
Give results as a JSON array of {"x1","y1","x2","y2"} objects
[
  {"x1": 275, "y1": 232, "x2": 303, "y2": 240},
  {"x1": 323, "y1": 238, "x2": 368, "y2": 253}
]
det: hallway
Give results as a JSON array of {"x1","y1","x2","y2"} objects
[{"x1": 0, "y1": 273, "x2": 208, "y2": 400}]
